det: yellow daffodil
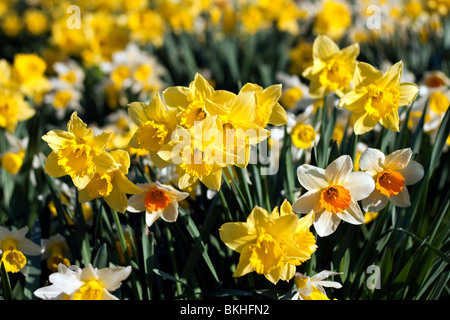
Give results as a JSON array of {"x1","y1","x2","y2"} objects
[
  {"x1": 292, "y1": 155, "x2": 375, "y2": 237},
  {"x1": 128, "y1": 93, "x2": 178, "y2": 168},
  {"x1": 0, "y1": 226, "x2": 43, "y2": 273},
  {"x1": 313, "y1": 0, "x2": 352, "y2": 40},
  {"x1": 359, "y1": 148, "x2": 424, "y2": 212},
  {"x1": 127, "y1": 181, "x2": 189, "y2": 228},
  {"x1": 338, "y1": 61, "x2": 419, "y2": 135},
  {"x1": 42, "y1": 111, "x2": 119, "y2": 189},
  {"x1": 302, "y1": 35, "x2": 359, "y2": 99},
  {"x1": 219, "y1": 202, "x2": 316, "y2": 285},
  {"x1": 42, "y1": 234, "x2": 71, "y2": 272},
  {"x1": 78, "y1": 150, "x2": 143, "y2": 213},
  {"x1": 34, "y1": 263, "x2": 131, "y2": 300},
  {"x1": 0, "y1": 87, "x2": 35, "y2": 133},
  {"x1": 158, "y1": 116, "x2": 231, "y2": 190},
  {"x1": 162, "y1": 73, "x2": 235, "y2": 129},
  {"x1": 292, "y1": 271, "x2": 342, "y2": 300},
  {"x1": 239, "y1": 83, "x2": 287, "y2": 128}
]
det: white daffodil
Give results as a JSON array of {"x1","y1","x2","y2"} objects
[
  {"x1": 34, "y1": 263, "x2": 131, "y2": 300},
  {"x1": 127, "y1": 181, "x2": 189, "y2": 228},
  {"x1": 0, "y1": 226, "x2": 43, "y2": 273},
  {"x1": 292, "y1": 270, "x2": 342, "y2": 300},
  {"x1": 359, "y1": 148, "x2": 424, "y2": 212},
  {"x1": 292, "y1": 155, "x2": 375, "y2": 237}
]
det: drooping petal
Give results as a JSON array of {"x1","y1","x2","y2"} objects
[
  {"x1": 352, "y1": 112, "x2": 379, "y2": 135},
  {"x1": 232, "y1": 246, "x2": 254, "y2": 278},
  {"x1": 161, "y1": 201, "x2": 179, "y2": 223},
  {"x1": 337, "y1": 200, "x2": 365, "y2": 225},
  {"x1": 361, "y1": 189, "x2": 389, "y2": 213},
  {"x1": 313, "y1": 210, "x2": 341, "y2": 237},
  {"x1": 389, "y1": 186, "x2": 411, "y2": 207},
  {"x1": 44, "y1": 152, "x2": 67, "y2": 178}
]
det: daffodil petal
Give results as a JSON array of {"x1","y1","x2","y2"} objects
[
  {"x1": 297, "y1": 164, "x2": 328, "y2": 190},
  {"x1": 398, "y1": 160, "x2": 424, "y2": 185}
]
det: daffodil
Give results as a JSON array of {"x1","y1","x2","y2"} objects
[
  {"x1": 292, "y1": 270, "x2": 342, "y2": 300},
  {"x1": 127, "y1": 181, "x2": 189, "y2": 228},
  {"x1": 34, "y1": 263, "x2": 131, "y2": 300},
  {"x1": 0, "y1": 226, "x2": 43, "y2": 273},
  {"x1": 292, "y1": 155, "x2": 375, "y2": 237},
  {"x1": 42, "y1": 234, "x2": 71, "y2": 272},
  {"x1": 358, "y1": 148, "x2": 424, "y2": 212},
  {"x1": 302, "y1": 35, "x2": 359, "y2": 98},
  {"x1": 162, "y1": 72, "x2": 235, "y2": 129},
  {"x1": 338, "y1": 61, "x2": 419, "y2": 135},
  {"x1": 158, "y1": 116, "x2": 232, "y2": 190},
  {"x1": 78, "y1": 150, "x2": 143, "y2": 213},
  {"x1": 219, "y1": 202, "x2": 316, "y2": 285},
  {"x1": 238, "y1": 83, "x2": 287, "y2": 128},
  {"x1": 128, "y1": 93, "x2": 178, "y2": 168},
  {"x1": 0, "y1": 87, "x2": 35, "y2": 133},
  {"x1": 42, "y1": 111, "x2": 119, "y2": 189}
]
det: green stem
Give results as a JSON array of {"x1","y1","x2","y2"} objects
[
  {"x1": 110, "y1": 208, "x2": 141, "y2": 299},
  {"x1": 1, "y1": 264, "x2": 13, "y2": 300},
  {"x1": 165, "y1": 226, "x2": 184, "y2": 297}
]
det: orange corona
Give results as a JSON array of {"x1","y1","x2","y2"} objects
[
  {"x1": 144, "y1": 187, "x2": 170, "y2": 212},
  {"x1": 375, "y1": 169, "x2": 405, "y2": 197},
  {"x1": 319, "y1": 185, "x2": 351, "y2": 213}
]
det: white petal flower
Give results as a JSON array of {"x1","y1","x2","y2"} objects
[
  {"x1": 293, "y1": 155, "x2": 375, "y2": 237},
  {"x1": 359, "y1": 148, "x2": 424, "y2": 212}
]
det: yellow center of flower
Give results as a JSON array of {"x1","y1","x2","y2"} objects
[
  {"x1": 111, "y1": 65, "x2": 130, "y2": 87},
  {"x1": 1, "y1": 237, "x2": 27, "y2": 273},
  {"x1": 1, "y1": 151, "x2": 24, "y2": 174},
  {"x1": 144, "y1": 187, "x2": 170, "y2": 212},
  {"x1": 320, "y1": 185, "x2": 351, "y2": 213},
  {"x1": 249, "y1": 233, "x2": 286, "y2": 274},
  {"x1": 178, "y1": 100, "x2": 207, "y2": 128},
  {"x1": 280, "y1": 87, "x2": 304, "y2": 108},
  {"x1": 178, "y1": 146, "x2": 214, "y2": 178},
  {"x1": 61, "y1": 71, "x2": 77, "y2": 85},
  {"x1": 364, "y1": 85, "x2": 400, "y2": 119},
  {"x1": 426, "y1": 75, "x2": 445, "y2": 88},
  {"x1": 429, "y1": 91, "x2": 449, "y2": 115},
  {"x1": 57, "y1": 139, "x2": 95, "y2": 180},
  {"x1": 290, "y1": 230, "x2": 316, "y2": 266},
  {"x1": 136, "y1": 120, "x2": 169, "y2": 153},
  {"x1": 71, "y1": 279, "x2": 105, "y2": 300},
  {"x1": 53, "y1": 90, "x2": 73, "y2": 109},
  {"x1": 134, "y1": 64, "x2": 152, "y2": 82},
  {"x1": 291, "y1": 123, "x2": 316, "y2": 149},
  {"x1": 375, "y1": 169, "x2": 405, "y2": 197},
  {"x1": 319, "y1": 58, "x2": 352, "y2": 92},
  {"x1": 0, "y1": 94, "x2": 19, "y2": 128},
  {"x1": 85, "y1": 172, "x2": 113, "y2": 199},
  {"x1": 46, "y1": 243, "x2": 70, "y2": 272}
]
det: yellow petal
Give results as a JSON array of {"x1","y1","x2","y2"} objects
[
  {"x1": 353, "y1": 62, "x2": 382, "y2": 88},
  {"x1": 268, "y1": 102, "x2": 288, "y2": 126},
  {"x1": 162, "y1": 86, "x2": 190, "y2": 109},
  {"x1": 219, "y1": 222, "x2": 255, "y2": 253},
  {"x1": 67, "y1": 112, "x2": 93, "y2": 139},
  {"x1": 232, "y1": 246, "x2": 254, "y2": 278},
  {"x1": 312, "y1": 35, "x2": 340, "y2": 61},
  {"x1": 110, "y1": 150, "x2": 130, "y2": 174},
  {"x1": 199, "y1": 167, "x2": 223, "y2": 190},
  {"x1": 338, "y1": 90, "x2": 368, "y2": 113},
  {"x1": 128, "y1": 102, "x2": 149, "y2": 126},
  {"x1": 297, "y1": 210, "x2": 315, "y2": 231},
  {"x1": 380, "y1": 109, "x2": 400, "y2": 132},
  {"x1": 379, "y1": 61, "x2": 403, "y2": 88},
  {"x1": 352, "y1": 112, "x2": 379, "y2": 135},
  {"x1": 44, "y1": 151, "x2": 67, "y2": 177},
  {"x1": 398, "y1": 83, "x2": 419, "y2": 106}
]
